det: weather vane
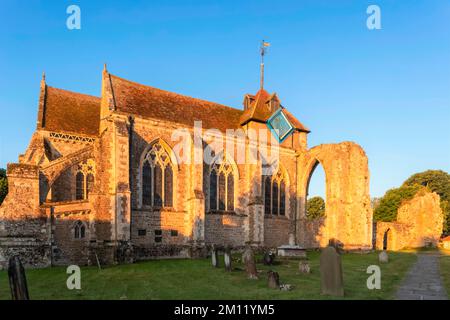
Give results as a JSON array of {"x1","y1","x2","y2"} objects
[{"x1": 260, "y1": 40, "x2": 270, "y2": 90}]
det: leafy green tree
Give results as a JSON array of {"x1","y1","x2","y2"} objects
[
  {"x1": 373, "y1": 184, "x2": 424, "y2": 222},
  {"x1": 0, "y1": 168, "x2": 7, "y2": 205},
  {"x1": 402, "y1": 170, "x2": 450, "y2": 234},
  {"x1": 306, "y1": 196, "x2": 325, "y2": 220}
]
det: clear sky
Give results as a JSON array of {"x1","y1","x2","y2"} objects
[{"x1": 0, "y1": 0, "x2": 449, "y2": 197}]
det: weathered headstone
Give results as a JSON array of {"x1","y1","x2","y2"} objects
[
  {"x1": 328, "y1": 238, "x2": 344, "y2": 254},
  {"x1": 211, "y1": 245, "x2": 219, "y2": 268},
  {"x1": 267, "y1": 270, "x2": 280, "y2": 289},
  {"x1": 280, "y1": 284, "x2": 293, "y2": 291},
  {"x1": 319, "y1": 246, "x2": 344, "y2": 296},
  {"x1": 263, "y1": 251, "x2": 274, "y2": 265},
  {"x1": 224, "y1": 246, "x2": 232, "y2": 272},
  {"x1": 299, "y1": 260, "x2": 311, "y2": 274},
  {"x1": 8, "y1": 256, "x2": 30, "y2": 300},
  {"x1": 242, "y1": 246, "x2": 258, "y2": 279},
  {"x1": 378, "y1": 250, "x2": 389, "y2": 263}
]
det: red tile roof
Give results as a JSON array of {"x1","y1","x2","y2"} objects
[
  {"x1": 240, "y1": 89, "x2": 273, "y2": 125},
  {"x1": 42, "y1": 86, "x2": 100, "y2": 136},
  {"x1": 109, "y1": 74, "x2": 243, "y2": 132},
  {"x1": 38, "y1": 71, "x2": 309, "y2": 136}
]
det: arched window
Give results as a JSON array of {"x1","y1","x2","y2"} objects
[
  {"x1": 75, "y1": 159, "x2": 95, "y2": 200},
  {"x1": 86, "y1": 173, "x2": 94, "y2": 199},
  {"x1": 141, "y1": 142, "x2": 174, "y2": 208},
  {"x1": 74, "y1": 221, "x2": 86, "y2": 239},
  {"x1": 209, "y1": 157, "x2": 235, "y2": 212},
  {"x1": 262, "y1": 169, "x2": 286, "y2": 216},
  {"x1": 75, "y1": 172, "x2": 84, "y2": 200}
]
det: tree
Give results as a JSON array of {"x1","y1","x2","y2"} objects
[
  {"x1": 402, "y1": 170, "x2": 450, "y2": 234},
  {"x1": 373, "y1": 184, "x2": 424, "y2": 222},
  {"x1": 306, "y1": 196, "x2": 325, "y2": 220},
  {"x1": 0, "y1": 168, "x2": 7, "y2": 204}
]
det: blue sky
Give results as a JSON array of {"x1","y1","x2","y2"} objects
[{"x1": 0, "y1": 0, "x2": 449, "y2": 197}]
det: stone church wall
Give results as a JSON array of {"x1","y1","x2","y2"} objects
[
  {"x1": 204, "y1": 214, "x2": 246, "y2": 247},
  {"x1": 52, "y1": 212, "x2": 90, "y2": 266},
  {"x1": 263, "y1": 216, "x2": 292, "y2": 248}
]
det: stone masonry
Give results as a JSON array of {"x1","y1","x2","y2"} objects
[{"x1": 0, "y1": 67, "x2": 373, "y2": 268}]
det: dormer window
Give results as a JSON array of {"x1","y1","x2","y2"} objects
[{"x1": 243, "y1": 95, "x2": 255, "y2": 110}]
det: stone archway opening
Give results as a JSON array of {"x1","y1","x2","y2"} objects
[
  {"x1": 306, "y1": 160, "x2": 326, "y2": 221},
  {"x1": 299, "y1": 142, "x2": 373, "y2": 249},
  {"x1": 383, "y1": 228, "x2": 390, "y2": 250}
]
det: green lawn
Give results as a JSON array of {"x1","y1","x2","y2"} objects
[
  {"x1": 0, "y1": 251, "x2": 416, "y2": 300},
  {"x1": 439, "y1": 250, "x2": 450, "y2": 295}
]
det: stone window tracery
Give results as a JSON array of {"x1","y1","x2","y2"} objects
[
  {"x1": 75, "y1": 159, "x2": 95, "y2": 200},
  {"x1": 74, "y1": 220, "x2": 86, "y2": 239},
  {"x1": 209, "y1": 156, "x2": 235, "y2": 212},
  {"x1": 263, "y1": 169, "x2": 286, "y2": 216},
  {"x1": 142, "y1": 142, "x2": 174, "y2": 208}
]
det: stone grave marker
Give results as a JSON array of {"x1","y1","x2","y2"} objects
[
  {"x1": 8, "y1": 256, "x2": 30, "y2": 300},
  {"x1": 319, "y1": 246, "x2": 344, "y2": 296},
  {"x1": 242, "y1": 246, "x2": 258, "y2": 279},
  {"x1": 267, "y1": 270, "x2": 280, "y2": 289},
  {"x1": 379, "y1": 250, "x2": 389, "y2": 263},
  {"x1": 211, "y1": 245, "x2": 219, "y2": 268},
  {"x1": 224, "y1": 246, "x2": 232, "y2": 272},
  {"x1": 263, "y1": 251, "x2": 274, "y2": 265},
  {"x1": 299, "y1": 260, "x2": 311, "y2": 274}
]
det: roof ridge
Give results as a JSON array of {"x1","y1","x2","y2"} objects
[
  {"x1": 109, "y1": 73, "x2": 243, "y2": 113},
  {"x1": 47, "y1": 86, "x2": 101, "y2": 101}
]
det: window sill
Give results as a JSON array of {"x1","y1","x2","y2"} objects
[
  {"x1": 264, "y1": 215, "x2": 289, "y2": 220},
  {"x1": 139, "y1": 206, "x2": 175, "y2": 212},
  {"x1": 207, "y1": 210, "x2": 242, "y2": 216}
]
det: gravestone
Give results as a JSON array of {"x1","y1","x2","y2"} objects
[
  {"x1": 328, "y1": 238, "x2": 345, "y2": 254},
  {"x1": 319, "y1": 246, "x2": 344, "y2": 296},
  {"x1": 299, "y1": 260, "x2": 311, "y2": 274},
  {"x1": 224, "y1": 246, "x2": 232, "y2": 272},
  {"x1": 378, "y1": 250, "x2": 389, "y2": 263},
  {"x1": 8, "y1": 256, "x2": 30, "y2": 300},
  {"x1": 267, "y1": 270, "x2": 280, "y2": 289},
  {"x1": 242, "y1": 246, "x2": 258, "y2": 279},
  {"x1": 211, "y1": 245, "x2": 219, "y2": 268},
  {"x1": 263, "y1": 251, "x2": 275, "y2": 265}
]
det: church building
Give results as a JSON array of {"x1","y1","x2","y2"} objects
[{"x1": 0, "y1": 64, "x2": 373, "y2": 268}]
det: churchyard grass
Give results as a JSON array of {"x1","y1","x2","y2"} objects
[
  {"x1": 0, "y1": 251, "x2": 416, "y2": 300},
  {"x1": 439, "y1": 249, "x2": 450, "y2": 295}
]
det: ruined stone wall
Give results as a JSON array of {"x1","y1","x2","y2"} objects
[
  {"x1": 297, "y1": 142, "x2": 373, "y2": 249},
  {"x1": 397, "y1": 191, "x2": 443, "y2": 248},
  {"x1": 302, "y1": 217, "x2": 326, "y2": 248},
  {"x1": 375, "y1": 191, "x2": 443, "y2": 250}
]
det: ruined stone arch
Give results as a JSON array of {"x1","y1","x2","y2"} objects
[
  {"x1": 137, "y1": 138, "x2": 179, "y2": 209},
  {"x1": 298, "y1": 142, "x2": 372, "y2": 249}
]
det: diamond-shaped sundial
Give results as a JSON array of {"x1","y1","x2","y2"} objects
[{"x1": 267, "y1": 108, "x2": 294, "y2": 142}]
